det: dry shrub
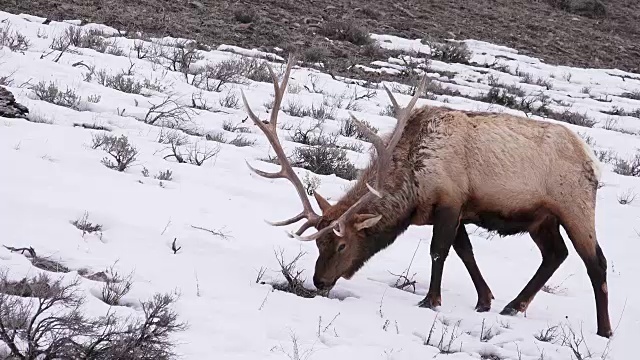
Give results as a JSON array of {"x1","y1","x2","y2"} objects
[
  {"x1": 2, "y1": 246, "x2": 70, "y2": 273},
  {"x1": 426, "y1": 41, "x2": 471, "y2": 64},
  {"x1": 613, "y1": 152, "x2": 640, "y2": 177},
  {"x1": 0, "y1": 23, "x2": 30, "y2": 52},
  {"x1": 292, "y1": 145, "x2": 358, "y2": 180},
  {"x1": 319, "y1": 20, "x2": 372, "y2": 46},
  {"x1": 31, "y1": 81, "x2": 81, "y2": 110},
  {"x1": 0, "y1": 272, "x2": 186, "y2": 360},
  {"x1": 271, "y1": 250, "x2": 320, "y2": 298},
  {"x1": 547, "y1": 109, "x2": 597, "y2": 127},
  {"x1": 92, "y1": 134, "x2": 139, "y2": 171}
]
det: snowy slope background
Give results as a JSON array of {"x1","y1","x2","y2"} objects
[{"x1": 1, "y1": 10, "x2": 640, "y2": 359}]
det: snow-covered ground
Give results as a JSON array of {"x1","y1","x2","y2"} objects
[{"x1": 2, "y1": 10, "x2": 640, "y2": 360}]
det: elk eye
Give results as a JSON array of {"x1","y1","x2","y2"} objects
[{"x1": 337, "y1": 243, "x2": 346, "y2": 252}]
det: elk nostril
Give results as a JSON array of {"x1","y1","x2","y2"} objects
[{"x1": 313, "y1": 276, "x2": 326, "y2": 290}]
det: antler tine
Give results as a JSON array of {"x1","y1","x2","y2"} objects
[
  {"x1": 242, "y1": 55, "x2": 323, "y2": 233},
  {"x1": 386, "y1": 75, "x2": 428, "y2": 152},
  {"x1": 290, "y1": 224, "x2": 337, "y2": 241},
  {"x1": 382, "y1": 84, "x2": 400, "y2": 116},
  {"x1": 266, "y1": 56, "x2": 296, "y2": 131},
  {"x1": 265, "y1": 212, "x2": 306, "y2": 226}
]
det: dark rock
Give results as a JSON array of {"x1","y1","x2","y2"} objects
[{"x1": 0, "y1": 86, "x2": 29, "y2": 119}]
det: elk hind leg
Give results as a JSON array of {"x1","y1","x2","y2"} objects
[
  {"x1": 452, "y1": 225, "x2": 494, "y2": 312},
  {"x1": 562, "y1": 218, "x2": 612, "y2": 338},
  {"x1": 500, "y1": 217, "x2": 567, "y2": 316}
]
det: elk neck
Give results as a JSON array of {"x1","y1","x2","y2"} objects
[{"x1": 344, "y1": 166, "x2": 418, "y2": 258}]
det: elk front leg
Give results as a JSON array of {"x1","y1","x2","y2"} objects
[
  {"x1": 418, "y1": 206, "x2": 460, "y2": 309},
  {"x1": 453, "y1": 225, "x2": 494, "y2": 312}
]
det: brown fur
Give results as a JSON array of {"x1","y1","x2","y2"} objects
[{"x1": 312, "y1": 105, "x2": 612, "y2": 338}]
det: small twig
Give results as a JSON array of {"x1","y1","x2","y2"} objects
[
  {"x1": 378, "y1": 290, "x2": 387, "y2": 318},
  {"x1": 256, "y1": 266, "x2": 267, "y2": 284},
  {"x1": 160, "y1": 219, "x2": 172, "y2": 235},
  {"x1": 171, "y1": 238, "x2": 181, "y2": 254},
  {"x1": 258, "y1": 288, "x2": 272, "y2": 310},
  {"x1": 318, "y1": 312, "x2": 341, "y2": 336},
  {"x1": 190, "y1": 225, "x2": 232, "y2": 239},
  {"x1": 388, "y1": 271, "x2": 417, "y2": 292}
]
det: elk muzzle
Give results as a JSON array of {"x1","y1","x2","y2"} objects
[{"x1": 312, "y1": 273, "x2": 337, "y2": 291}]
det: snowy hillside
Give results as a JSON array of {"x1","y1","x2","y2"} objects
[{"x1": 2, "y1": 10, "x2": 640, "y2": 360}]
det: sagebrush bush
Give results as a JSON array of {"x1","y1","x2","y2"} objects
[
  {"x1": 292, "y1": 144, "x2": 358, "y2": 180},
  {"x1": 229, "y1": 134, "x2": 256, "y2": 147},
  {"x1": 71, "y1": 211, "x2": 103, "y2": 235},
  {"x1": 319, "y1": 20, "x2": 372, "y2": 46},
  {"x1": 339, "y1": 117, "x2": 379, "y2": 141},
  {"x1": 302, "y1": 45, "x2": 331, "y2": 63},
  {"x1": 222, "y1": 120, "x2": 251, "y2": 133},
  {"x1": 613, "y1": 152, "x2": 640, "y2": 177},
  {"x1": 283, "y1": 101, "x2": 312, "y2": 118},
  {"x1": 92, "y1": 133, "x2": 139, "y2": 171},
  {"x1": 206, "y1": 132, "x2": 227, "y2": 143},
  {"x1": 427, "y1": 41, "x2": 471, "y2": 64},
  {"x1": 0, "y1": 23, "x2": 30, "y2": 52},
  {"x1": 155, "y1": 169, "x2": 173, "y2": 181},
  {"x1": 219, "y1": 91, "x2": 240, "y2": 109},
  {"x1": 190, "y1": 59, "x2": 245, "y2": 92},
  {"x1": 161, "y1": 40, "x2": 204, "y2": 76},
  {"x1": 31, "y1": 81, "x2": 81, "y2": 110},
  {"x1": 62, "y1": 26, "x2": 108, "y2": 52},
  {"x1": 290, "y1": 122, "x2": 334, "y2": 146},
  {"x1": 96, "y1": 71, "x2": 143, "y2": 94},
  {"x1": 141, "y1": 95, "x2": 195, "y2": 127},
  {"x1": 100, "y1": 269, "x2": 133, "y2": 306},
  {"x1": 620, "y1": 90, "x2": 640, "y2": 100},
  {"x1": 478, "y1": 87, "x2": 518, "y2": 108},
  {"x1": 547, "y1": 109, "x2": 597, "y2": 128},
  {"x1": 0, "y1": 272, "x2": 186, "y2": 360},
  {"x1": 161, "y1": 130, "x2": 220, "y2": 166}
]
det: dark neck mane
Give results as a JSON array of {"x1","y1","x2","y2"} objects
[
  {"x1": 362, "y1": 206, "x2": 416, "y2": 257},
  {"x1": 342, "y1": 161, "x2": 417, "y2": 257}
]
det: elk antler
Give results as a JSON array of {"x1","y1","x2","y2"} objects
[
  {"x1": 241, "y1": 56, "x2": 336, "y2": 240},
  {"x1": 243, "y1": 54, "x2": 427, "y2": 242},
  {"x1": 327, "y1": 77, "x2": 428, "y2": 238},
  {"x1": 291, "y1": 76, "x2": 429, "y2": 241}
]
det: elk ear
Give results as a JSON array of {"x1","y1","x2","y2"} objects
[
  {"x1": 313, "y1": 191, "x2": 332, "y2": 213},
  {"x1": 354, "y1": 214, "x2": 382, "y2": 231}
]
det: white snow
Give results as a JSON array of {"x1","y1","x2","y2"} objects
[{"x1": 2, "y1": 10, "x2": 640, "y2": 360}]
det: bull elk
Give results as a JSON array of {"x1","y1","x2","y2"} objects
[{"x1": 241, "y1": 55, "x2": 612, "y2": 338}]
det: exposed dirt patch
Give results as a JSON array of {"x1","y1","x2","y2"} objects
[{"x1": 2, "y1": 0, "x2": 639, "y2": 74}]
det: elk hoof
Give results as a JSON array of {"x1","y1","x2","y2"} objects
[
  {"x1": 475, "y1": 302, "x2": 491, "y2": 312},
  {"x1": 499, "y1": 306, "x2": 519, "y2": 316},
  {"x1": 418, "y1": 294, "x2": 441, "y2": 309},
  {"x1": 475, "y1": 293, "x2": 493, "y2": 312},
  {"x1": 597, "y1": 328, "x2": 613, "y2": 338}
]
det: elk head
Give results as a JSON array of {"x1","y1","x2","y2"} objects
[{"x1": 241, "y1": 55, "x2": 427, "y2": 291}]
